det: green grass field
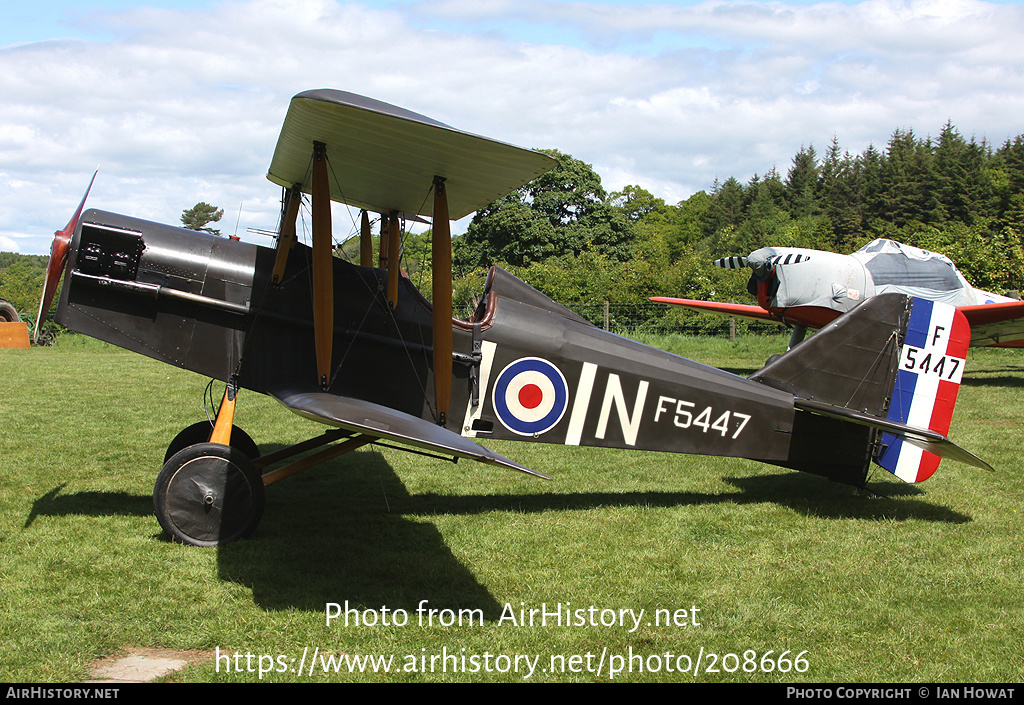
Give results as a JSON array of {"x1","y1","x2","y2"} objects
[{"x1": 1, "y1": 336, "x2": 1021, "y2": 682}]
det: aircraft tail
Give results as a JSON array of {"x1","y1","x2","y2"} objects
[
  {"x1": 872, "y1": 298, "x2": 971, "y2": 482},
  {"x1": 749, "y1": 294, "x2": 988, "y2": 484}
]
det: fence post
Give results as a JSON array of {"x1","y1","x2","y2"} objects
[{"x1": 603, "y1": 301, "x2": 610, "y2": 331}]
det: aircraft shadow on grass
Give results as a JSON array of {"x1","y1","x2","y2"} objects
[
  {"x1": 24, "y1": 447, "x2": 970, "y2": 614},
  {"x1": 957, "y1": 367, "x2": 1024, "y2": 388}
]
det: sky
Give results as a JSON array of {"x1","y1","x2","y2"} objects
[{"x1": 3, "y1": 0, "x2": 1024, "y2": 255}]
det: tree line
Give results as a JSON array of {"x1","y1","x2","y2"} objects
[{"x1": 444, "y1": 124, "x2": 1024, "y2": 321}]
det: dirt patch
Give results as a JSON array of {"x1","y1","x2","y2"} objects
[{"x1": 88, "y1": 647, "x2": 213, "y2": 683}]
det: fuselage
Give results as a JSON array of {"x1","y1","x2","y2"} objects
[{"x1": 53, "y1": 210, "x2": 939, "y2": 486}]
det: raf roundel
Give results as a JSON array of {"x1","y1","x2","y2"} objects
[{"x1": 492, "y1": 357, "x2": 569, "y2": 436}]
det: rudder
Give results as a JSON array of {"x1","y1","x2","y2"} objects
[{"x1": 874, "y1": 298, "x2": 971, "y2": 482}]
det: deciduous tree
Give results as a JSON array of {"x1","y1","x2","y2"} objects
[{"x1": 453, "y1": 149, "x2": 633, "y2": 269}]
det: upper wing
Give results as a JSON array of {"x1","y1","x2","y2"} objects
[
  {"x1": 271, "y1": 390, "x2": 550, "y2": 479},
  {"x1": 958, "y1": 300, "x2": 1024, "y2": 347},
  {"x1": 649, "y1": 297, "x2": 784, "y2": 324},
  {"x1": 267, "y1": 89, "x2": 557, "y2": 220}
]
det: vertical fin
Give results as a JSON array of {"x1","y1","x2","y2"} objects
[{"x1": 875, "y1": 299, "x2": 970, "y2": 482}]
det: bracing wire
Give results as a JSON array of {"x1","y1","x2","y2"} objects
[{"x1": 254, "y1": 149, "x2": 442, "y2": 422}]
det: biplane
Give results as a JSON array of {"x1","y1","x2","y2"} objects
[
  {"x1": 38, "y1": 90, "x2": 991, "y2": 547},
  {"x1": 653, "y1": 240, "x2": 1024, "y2": 351}
]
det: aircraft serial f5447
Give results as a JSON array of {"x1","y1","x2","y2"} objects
[
  {"x1": 652, "y1": 240, "x2": 1024, "y2": 351},
  {"x1": 38, "y1": 90, "x2": 991, "y2": 547}
]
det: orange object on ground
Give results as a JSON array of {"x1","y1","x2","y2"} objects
[{"x1": 0, "y1": 322, "x2": 30, "y2": 348}]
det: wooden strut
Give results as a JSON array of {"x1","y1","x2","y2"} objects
[
  {"x1": 385, "y1": 210, "x2": 401, "y2": 309},
  {"x1": 271, "y1": 185, "x2": 302, "y2": 285},
  {"x1": 261, "y1": 436, "x2": 374, "y2": 486},
  {"x1": 209, "y1": 382, "x2": 238, "y2": 446},
  {"x1": 311, "y1": 141, "x2": 334, "y2": 389},
  {"x1": 432, "y1": 176, "x2": 453, "y2": 426},
  {"x1": 360, "y1": 210, "x2": 373, "y2": 267},
  {"x1": 251, "y1": 429, "x2": 351, "y2": 469}
]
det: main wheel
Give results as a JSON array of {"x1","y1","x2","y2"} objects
[
  {"x1": 154, "y1": 443, "x2": 265, "y2": 547},
  {"x1": 0, "y1": 300, "x2": 19, "y2": 323},
  {"x1": 164, "y1": 421, "x2": 260, "y2": 464}
]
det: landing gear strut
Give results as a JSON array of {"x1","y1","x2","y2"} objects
[
  {"x1": 153, "y1": 384, "x2": 378, "y2": 546},
  {"x1": 164, "y1": 421, "x2": 260, "y2": 464},
  {"x1": 787, "y1": 324, "x2": 808, "y2": 351}
]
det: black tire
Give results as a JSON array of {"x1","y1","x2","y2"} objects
[
  {"x1": 164, "y1": 421, "x2": 260, "y2": 464},
  {"x1": 154, "y1": 443, "x2": 265, "y2": 547},
  {"x1": 0, "y1": 300, "x2": 19, "y2": 323},
  {"x1": 765, "y1": 354, "x2": 782, "y2": 367}
]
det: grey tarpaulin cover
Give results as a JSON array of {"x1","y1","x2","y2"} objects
[{"x1": 766, "y1": 239, "x2": 999, "y2": 313}]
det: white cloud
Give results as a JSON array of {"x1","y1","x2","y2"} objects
[
  {"x1": 2, "y1": 0, "x2": 1023, "y2": 255},
  {"x1": 0, "y1": 234, "x2": 19, "y2": 252}
]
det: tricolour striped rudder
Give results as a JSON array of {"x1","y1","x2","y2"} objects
[{"x1": 875, "y1": 298, "x2": 971, "y2": 482}]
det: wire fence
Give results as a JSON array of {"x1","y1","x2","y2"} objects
[{"x1": 572, "y1": 302, "x2": 784, "y2": 337}]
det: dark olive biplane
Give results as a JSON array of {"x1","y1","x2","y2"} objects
[{"x1": 37, "y1": 90, "x2": 990, "y2": 546}]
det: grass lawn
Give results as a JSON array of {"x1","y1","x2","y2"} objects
[{"x1": 1, "y1": 335, "x2": 1021, "y2": 682}]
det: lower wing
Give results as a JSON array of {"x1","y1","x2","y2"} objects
[
  {"x1": 958, "y1": 300, "x2": 1024, "y2": 348},
  {"x1": 649, "y1": 297, "x2": 783, "y2": 324},
  {"x1": 271, "y1": 390, "x2": 549, "y2": 478}
]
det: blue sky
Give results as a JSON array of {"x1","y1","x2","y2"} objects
[
  {"x1": 4, "y1": 0, "x2": 205, "y2": 45},
  {"x1": 4, "y1": 0, "x2": 881, "y2": 56},
  {"x1": 4, "y1": 0, "x2": 894, "y2": 46},
  {"x1": 4, "y1": 0, "x2": 1024, "y2": 254}
]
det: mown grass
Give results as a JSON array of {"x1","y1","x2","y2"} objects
[{"x1": 0, "y1": 335, "x2": 1021, "y2": 682}]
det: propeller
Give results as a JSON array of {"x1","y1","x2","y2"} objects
[
  {"x1": 713, "y1": 255, "x2": 748, "y2": 269},
  {"x1": 713, "y1": 249, "x2": 810, "y2": 278},
  {"x1": 764, "y1": 253, "x2": 811, "y2": 267},
  {"x1": 35, "y1": 170, "x2": 97, "y2": 342}
]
